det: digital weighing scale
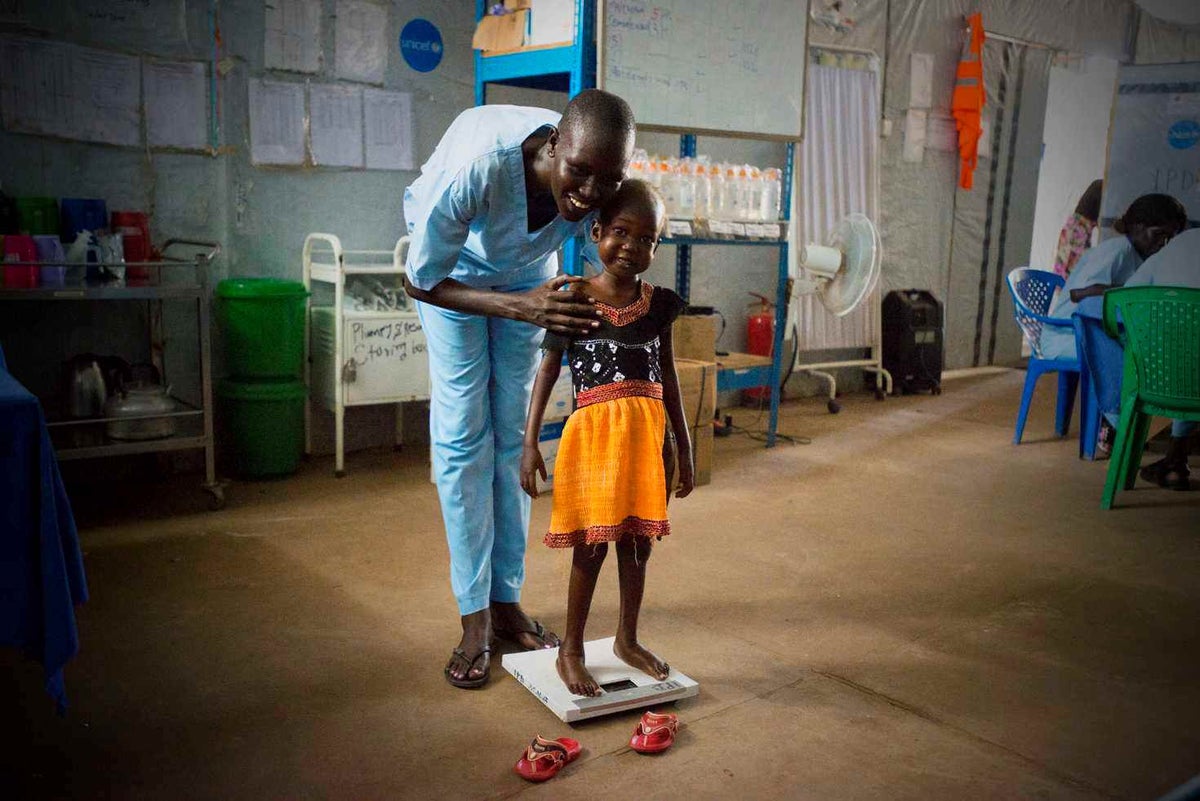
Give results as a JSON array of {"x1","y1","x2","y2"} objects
[{"x1": 502, "y1": 636, "x2": 699, "y2": 722}]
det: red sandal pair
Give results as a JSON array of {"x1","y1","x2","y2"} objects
[
  {"x1": 513, "y1": 735, "x2": 582, "y2": 782},
  {"x1": 630, "y1": 710, "x2": 678, "y2": 754}
]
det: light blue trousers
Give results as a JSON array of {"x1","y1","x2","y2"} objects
[{"x1": 417, "y1": 286, "x2": 543, "y2": 616}]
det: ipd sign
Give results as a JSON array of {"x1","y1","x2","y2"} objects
[{"x1": 400, "y1": 18, "x2": 443, "y2": 73}]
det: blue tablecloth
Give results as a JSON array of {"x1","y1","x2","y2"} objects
[{"x1": 0, "y1": 361, "x2": 88, "y2": 712}]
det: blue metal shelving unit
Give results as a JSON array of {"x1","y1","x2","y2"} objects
[{"x1": 473, "y1": 0, "x2": 790, "y2": 446}]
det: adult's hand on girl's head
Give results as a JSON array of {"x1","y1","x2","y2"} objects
[
  {"x1": 517, "y1": 275, "x2": 601, "y2": 334},
  {"x1": 520, "y1": 444, "x2": 547, "y2": 499}
]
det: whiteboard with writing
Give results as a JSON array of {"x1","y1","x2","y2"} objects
[
  {"x1": 344, "y1": 313, "x2": 429, "y2": 404},
  {"x1": 600, "y1": 0, "x2": 808, "y2": 140}
]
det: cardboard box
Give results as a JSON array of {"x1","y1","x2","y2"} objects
[
  {"x1": 674, "y1": 358, "x2": 717, "y2": 428},
  {"x1": 673, "y1": 313, "x2": 719, "y2": 362},
  {"x1": 472, "y1": 9, "x2": 528, "y2": 52}
]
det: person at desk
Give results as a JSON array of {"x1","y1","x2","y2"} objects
[
  {"x1": 1040, "y1": 193, "x2": 1187, "y2": 362},
  {"x1": 1122, "y1": 227, "x2": 1200, "y2": 490},
  {"x1": 403, "y1": 90, "x2": 636, "y2": 689}
]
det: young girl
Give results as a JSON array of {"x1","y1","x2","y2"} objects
[{"x1": 520, "y1": 179, "x2": 694, "y2": 697}]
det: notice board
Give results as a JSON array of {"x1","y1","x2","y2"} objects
[
  {"x1": 599, "y1": 0, "x2": 809, "y2": 140},
  {"x1": 1102, "y1": 62, "x2": 1200, "y2": 232}
]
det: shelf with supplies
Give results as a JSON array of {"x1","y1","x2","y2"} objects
[
  {"x1": 302, "y1": 233, "x2": 429, "y2": 478},
  {"x1": 0, "y1": 239, "x2": 225, "y2": 508}
]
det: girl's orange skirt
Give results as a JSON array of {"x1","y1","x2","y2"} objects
[{"x1": 544, "y1": 395, "x2": 670, "y2": 548}]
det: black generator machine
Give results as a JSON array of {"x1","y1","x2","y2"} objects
[{"x1": 882, "y1": 289, "x2": 943, "y2": 395}]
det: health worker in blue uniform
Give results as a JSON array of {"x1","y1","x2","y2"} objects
[{"x1": 404, "y1": 90, "x2": 635, "y2": 689}]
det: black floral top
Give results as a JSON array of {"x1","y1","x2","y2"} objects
[{"x1": 542, "y1": 282, "x2": 686, "y2": 409}]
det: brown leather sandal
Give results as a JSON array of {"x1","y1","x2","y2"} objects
[{"x1": 444, "y1": 645, "x2": 491, "y2": 689}]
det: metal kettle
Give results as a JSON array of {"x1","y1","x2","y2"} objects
[
  {"x1": 104, "y1": 382, "x2": 176, "y2": 440},
  {"x1": 66, "y1": 354, "x2": 107, "y2": 418}
]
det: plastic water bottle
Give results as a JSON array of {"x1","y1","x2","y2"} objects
[
  {"x1": 693, "y1": 162, "x2": 711, "y2": 220},
  {"x1": 676, "y1": 158, "x2": 696, "y2": 218},
  {"x1": 745, "y1": 166, "x2": 763, "y2": 221},
  {"x1": 760, "y1": 167, "x2": 782, "y2": 221},
  {"x1": 707, "y1": 164, "x2": 724, "y2": 218},
  {"x1": 658, "y1": 160, "x2": 679, "y2": 216}
]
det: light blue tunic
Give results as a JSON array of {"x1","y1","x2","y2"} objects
[
  {"x1": 1040, "y1": 235, "x2": 1143, "y2": 360},
  {"x1": 1125, "y1": 229, "x2": 1200, "y2": 288},
  {"x1": 403, "y1": 104, "x2": 603, "y2": 616},
  {"x1": 404, "y1": 104, "x2": 597, "y2": 291}
]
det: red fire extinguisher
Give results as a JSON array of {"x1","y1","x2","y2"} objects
[{"x1": 744, "y1": 292, "x2": 774, "y2": 402}]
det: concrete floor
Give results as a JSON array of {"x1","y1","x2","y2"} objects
[{"x1": 5, "y1": 369, "x2": 1198, "y2": 800}]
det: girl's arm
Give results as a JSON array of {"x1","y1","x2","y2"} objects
[
  {"x1": 521, "y1": 349, "x2": 564, "y2": 498},
  {"x1": 658, "y1": 327, "x2": 694, "y2": 498}
]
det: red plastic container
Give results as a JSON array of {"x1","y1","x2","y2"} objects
[
  {"x1": 112, "y1": 210, "x2": 151, "y2": 281},
  {"x1": 3, "y1": 233, "x2": 39, "y2": 288}
]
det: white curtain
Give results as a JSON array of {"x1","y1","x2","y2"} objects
[{"x1": 793, "y1": 63, "x2": 880, "y2": 352}]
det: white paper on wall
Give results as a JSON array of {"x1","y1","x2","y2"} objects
[
  {"x1": 0, "y1": 37, "x2": 73, "y2": 139},
  {"x1": 145, "y1": 60, "x2": 208, "y2": 150},
  {"x1": 925, "y1": 112, "x2": 958, "y2": 152},
  {"x1": 903, "y1": 108, "x2": 927, "y2": 162},
  {"x1": 978, "y1": 111, "x2": 993, "y2": 159},
  {"x1": 527, "y1": 0, "x2": 575, "y2": 47},
  {"x1": 249, "y1": 79, "x2": 306, "y2": 165},
  {"x1": 910, "y1": 52, "x2": 934, "y2": 109},
  {"x1": 310, "y1": 83, "x2": 363, "y2": 167},
  {"x1": 265, "y1": 0, "x2": 321, "y2": 73},
  {"x1": 335, "y1": 0, "x2": 388, "y2": 84},
  {"x1": 72, "y1": 47, "x2": 140, "y2": 147},
  {"x1": 363, "y1": 88, "x2": 413, "y2": 170}
]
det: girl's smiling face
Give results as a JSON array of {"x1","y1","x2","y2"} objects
[{"x1": 591, "y1": 199, "x2": 664, "y2": 278}]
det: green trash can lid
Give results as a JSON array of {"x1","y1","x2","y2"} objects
[
  {"x1": 216, "y1": 277, "x2": 309, "y2": 298},
  {"x1": 217, "y1": 379, "x2": 308, "y2": 400}
]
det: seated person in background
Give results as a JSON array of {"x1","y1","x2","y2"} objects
[
  {"x1": 1121, "y1": 227, "x2": 1200, "y2": 490},
  {"x1": 1039, "y1": 193, "x2": 1187, "y2": 361},
  {"x1": 1053, "y1": 179, "x2": 1103, "y2": 279}
]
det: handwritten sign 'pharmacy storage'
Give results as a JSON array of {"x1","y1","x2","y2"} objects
[{"x1": 311, "y1": 308, "x2": 429, "y2": 407}]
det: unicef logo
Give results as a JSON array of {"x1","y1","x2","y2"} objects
[
  {"x1": 1168, "y1": 119, "x2": 1200, "y2": 150},
  {"x1": 400, "y1": 18, "x2": 443, "y2": 73}
]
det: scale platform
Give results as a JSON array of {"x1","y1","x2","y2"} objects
[{"x1": 502, "y1": 636, "x2": 698, "y2": 722}]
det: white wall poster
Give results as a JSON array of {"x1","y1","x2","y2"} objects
[
  {"x1": 249, "y1": 79, "x2": 305, "y2": 165},
  {"x1": 335, "y1": 0, "x2": 388, "y2": 84},
  {"x1": 363, "y1": 88, "x2": 412, "y2": 170},
  {"x1": 310, "y1": 83, "x2": 363, "y2": 167},
  {"x1": 144, "y1": 60, "x2": 208, "y2": 150},
  {"x1": 265, "y1": 0, "x2": 321, "y2": 73}
]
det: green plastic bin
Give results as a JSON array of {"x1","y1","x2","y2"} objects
[
  {"x1": 216, "y1": 278, "x2": 309, "y2": 380},
  {"x1": 218, "y1": 379, "x2": 307, "y2": 478},
  {"x1": 16, "y1": 197, "x2": 59, "y2": 235}
]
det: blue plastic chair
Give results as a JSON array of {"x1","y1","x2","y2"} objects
[{"x1": 1006, "y1": 268, "x2": 1089, "y2": 445}]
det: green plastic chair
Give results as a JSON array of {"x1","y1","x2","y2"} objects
[{"x1": 1101, "y1": 286, "x2": 1200, "y2": 509}]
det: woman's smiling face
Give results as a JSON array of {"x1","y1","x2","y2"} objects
[{"x1": 548, "y1": 125, "x2": 631, "y2": 222}]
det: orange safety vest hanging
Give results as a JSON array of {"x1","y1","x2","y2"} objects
[{"x1": 951, "y1": 13, "x2": 986, "y2": 190}]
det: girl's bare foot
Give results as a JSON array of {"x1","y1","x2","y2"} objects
[
  {"x1": 556, "y1": 650, "x2": 601, "y2": 696},
  {"x1": 613, "y1": 639, "x2": 669, "y2": 680}
]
